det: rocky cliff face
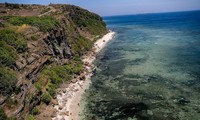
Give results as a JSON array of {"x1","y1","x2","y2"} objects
[{"x1": 0, "y1": 3, "x2": 107, "y2": 119}]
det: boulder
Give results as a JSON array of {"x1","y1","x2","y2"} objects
[
  {"x1": 16, "y1": 58, "x2": 27, "y2": 70},
  {"x1": 147, "y1": 110, "x2": 153, "y2": 116},
  {"x1": 175, "y1": 96, "x2": 190, "y2": 105},
  {"x1": 51, "y1": 111, "x2": 57, "y2": 118},
  {"x1": 62, "y1": 89, "x2": 66, "y2": 93},
  {"x1": 27, "y1": 56, "x2": 36, "y2": 64},
  {"x1": 66, "y1": 111, "x2": 69, "y2": 116},
  {"x1": 62, "y1": 97, "x2": 68, "y2": 102},
  {"x1": 71, "y1": 79, "x2": 78, "y2": 83},
  {"x1": 79, "y1": 74, "x2": 86, "y2": 81},
  {"x1": 60, "y1": 111, "x2": 69, "y2": 116},
  {"x1": 58, "y1": 105, "x2": 63, "y2": 110}
]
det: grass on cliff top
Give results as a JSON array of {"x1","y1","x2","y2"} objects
[
  {"x1": 65, "y1": 5, "x2": 107, "y2": 35},
  {"x1": 1, "y1": 16, "x2": 59, "y2": 32},
  {"x1": 71, "y1": 13, "x2": 107, "y2": 35}
]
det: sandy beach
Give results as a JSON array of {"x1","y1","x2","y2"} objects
[{"x1": 52, "y1": 30, "x2": 115, "y2": 120}]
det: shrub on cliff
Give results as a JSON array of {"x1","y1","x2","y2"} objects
[
  {"x1": 38, "y1": 60, "x2": 83, "y2": 101},
  {"x1": 0, "y1": 67, "x2": 17, "y2": 95},
  {"x1": 31, "y1": 106, "x2": 40, "y2": 115},
  {"x1": 71, "y1": 36, "x2": 93, "y2": 55},
  {"x1": 46, "y1": 83, "x2": 56, "y2": 97},
  {"x1": 0, "y1": 29, "x2": 27, "y2": 53},
  {"x1": 41, "y1": 63, "x2": 77, "y2": 86},
  {"x1": 0, "y1": 108, "x2": 7, "y2": 120},
  {"x1": 5, "y1": 97, "x2": 18, "y2": 108},
  {"x1": 0, "y1": 28, "x2": 23, "y2": 96},
  {"x1": 41, "y1": 93, "x2": 52, "y2": 104},
  {"x1": 64, "y1": 5, "x2": 107, "y2": 35},
  {"x1": 34, "y1": 82, "x2": 42, "y2": 92},
  {"x1": 28, "y1": 115, "x2": 35, "y2": 120},
  {"x1": 0, "y1": 45, "x2": 16, "y2": 67}
]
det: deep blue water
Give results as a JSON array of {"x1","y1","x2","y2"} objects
[{"x1": 82, "y1": 11, "x2": 200, "y2": 120}]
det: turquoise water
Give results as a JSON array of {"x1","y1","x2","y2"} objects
[{"x1": 82, "y1": 11, "x2": 200, "y2": 120}]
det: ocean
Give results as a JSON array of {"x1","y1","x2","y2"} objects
[{"x1": 82, "y1": 10, "x2": 200, "y2": 120}]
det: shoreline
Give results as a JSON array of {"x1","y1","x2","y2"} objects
[{"x1": 52, "y1": 30, "x2": 115, "y2": 120}]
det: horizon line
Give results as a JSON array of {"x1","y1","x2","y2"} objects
[{"x1": 103, "y1": 9, "x2": 200, "y2": 17}]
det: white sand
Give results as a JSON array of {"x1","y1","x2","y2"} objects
[{"x1": 52, "y1": 30, "x2": 115, "y2": 120}]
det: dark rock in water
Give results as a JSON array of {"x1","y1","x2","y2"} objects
[
  {"x1": 182, "y1": 80, "x2": 196, "y2": 86},
  {"x1": 155, "y1": 95, "x2": 165, "y2": 100},
  {"x1": 128, "y1": 57, "x2": 147, "y2": 65},
  {"x1": 92, "y1": 68, "x2": 97, "y2": 74},
  {"x1": 100, "y1": 55, "x2": 110, "y2": 61},
  {"x1": 104, "y1": 66, "x2": 110, "y2": 70},
  {"x1": 181, "y1": 107, "x2": 189, "y2": 112},
  {"x1": 175, "y1": 96, "x2": 190, "y2": 105},
  {"x1": 147, "y1": 75, "x2": 158, "y2": 81},
  {"x1": 146, "y1": 110, "x2": 153, "y2": 116},
  {"x1": 193, "y1": 106, "x2": 200, "y2": 113}
]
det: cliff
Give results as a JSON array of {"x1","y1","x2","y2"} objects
[{"x1": 0, "y1": 3, "x2": 107, "y2": 119}]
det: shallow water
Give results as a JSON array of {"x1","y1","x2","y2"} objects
[{"x1": 82, "y1": 11, "x2": 200, "y2": 120}]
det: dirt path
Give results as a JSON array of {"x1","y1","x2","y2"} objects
[{"x1": 38, "y1": 6, "x2": 56, "y2": 17}]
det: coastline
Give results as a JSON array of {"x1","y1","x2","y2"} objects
[{"x1": 52, "y1": 30, "x2": 115, "y2": 120}]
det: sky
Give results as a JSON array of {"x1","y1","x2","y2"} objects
[{"x1": 0, "y1": 0, "x2": 200, "y2": 16}]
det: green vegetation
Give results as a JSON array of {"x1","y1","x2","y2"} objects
[
  {"x1": 46, "y1": 83, "x2": 56, "y2": 97},
  {"x1": 37, "y1": 59, "x2": 83, "y2": 104},
  {"x1": 0, "y1": 29, "x2": 27, "y2": 53},
  {"x1": 5, "y1": 16, "x2": 59, "y2": 32},
  {"x1": 71, "y1": 36, "x2": 93, "y2": 55},
  {"x1": 78, "y1": 36, "x2": 93, "y2": 51},
  {"x1": 0, "y1": 22, "x2": 4, "y2": 27},
  {"x1": 65, "y1": 5, "x2": 107, "y2": 35},
  {"x1": 30, "y1": 36, "x2": 38, "y2": 41},
  {"x1": 0, "y1": 28, "x2": 27, "y2": 68},
  {"x1": 42, "y1": 61, "x2": 83, "y2": 86},
  {"x1": 0, "y1": 28, "x2": 24, "y2": 95},
  {"x1": 34, "y1": 82, "x2": 42, "y2": 92},
  {"x1": 71, "y1": 11, "x2": 106, "y2": 35},
  {"x1": 5, "y1": 97, "x2": 18, "y2": 106},
  {"x1": 31, "y1": 106, "x2": 40, "y2": 115},
  {"x1": 41, "y1": 93, "x2": 52, "y2": 104},
  {"x1": 0, "y1": 43, "x2": 16, "y2": 67},
  {"x1": 6, "y1": 117, "x2": 17, "y2": 120},
  {"x1": 0, "y1": 108, "x2": 7, "y2": 120},
  {"x1": 71, "y1": 61, "x2": 83, "y2": 74},
  {"x1": 28, "y1": 115, "x2": 35, "y2": 120},
  {"x1": 0, "y1": 67, "x2": 17, "y2": 95}
]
